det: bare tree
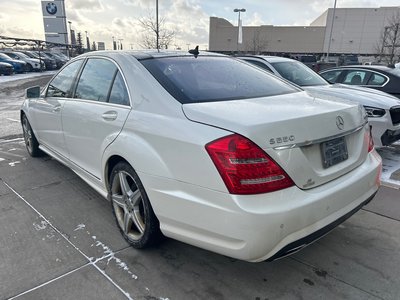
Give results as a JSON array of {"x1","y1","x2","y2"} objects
[
  {"x1": 245, "y1": 29, "x2": 268, "y2": 54},
  {"x1": 138, "y1": 13, "x2": 175, "y2": 50},
  {"x1": 376, "y1": 12, "x2": 400, "y2": 65}
]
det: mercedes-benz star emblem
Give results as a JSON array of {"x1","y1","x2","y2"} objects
[
  {"x1": 336, "y1": 116, "x2": 344, "y2": 130},
  {"x1": 46, "y1": 2, "x2": 58, "y2": 15}
]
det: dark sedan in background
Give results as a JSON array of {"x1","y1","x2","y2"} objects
[
  {"x1": 319, "y1": 65, "x2": 400, "y2": 99},
  {"x1": 0, "y1": 62, "x2": 14, "y2": 75}
]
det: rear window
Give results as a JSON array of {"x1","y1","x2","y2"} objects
[{"x1": 140, "y1": 56, "x2": 298, "y2": 104}]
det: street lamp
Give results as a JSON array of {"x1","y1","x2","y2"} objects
[
  {"x1": 233, "y1": 8, "x2": 246, "y2": 53},
  {"x1": 326, "y1": 0, "x2": 337, "y2": 61},
  {"x1": 68, "y1": 21, "x2": 72, "y2": 43}
]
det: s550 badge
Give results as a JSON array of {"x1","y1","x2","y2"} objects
[{"x1": 269, "y1": 135, "x2": 295, "y2": 145}]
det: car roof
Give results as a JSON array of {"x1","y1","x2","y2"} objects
[
  {"x1": 237, "y1": 55, "x2": 297, "y2": 64},
  {"x1": 80, "y1": 50, "x2": 225, "y2": 60},
  {"x1": 324, "y1": 65, "x2": 395, "y2": 72}
]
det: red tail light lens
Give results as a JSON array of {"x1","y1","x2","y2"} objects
[{"x1": 206, "y1": 134, "x2": 294, "y2": 195}]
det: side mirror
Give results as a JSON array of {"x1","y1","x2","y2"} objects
[{"x1": 26, "y1": 86, "x2": 41, "y2": 98}]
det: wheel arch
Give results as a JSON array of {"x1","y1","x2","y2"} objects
[{"x1": 104, "y1": 155, "x2": 129, "y2": 195}]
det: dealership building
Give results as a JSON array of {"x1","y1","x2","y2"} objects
[{"x1": 209, "y1": 6, "x2": 400, "y2": 56}]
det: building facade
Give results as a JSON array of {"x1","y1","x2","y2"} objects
[{"x1": 209, "y1": 6, "x2": 400, "y2": 56}]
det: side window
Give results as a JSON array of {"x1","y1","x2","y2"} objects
[
  {"x1": 109, "y1": 71, "x2": 130, "y2": 106},
  {"x1": 244, "y1": 59, "x2": 273, "y2": 73},
  {"x1": 366, "y1": 72, "x2": 387, "y2": 86},
  {"x1": 342, "y1": 70, "x2": 370, "y2": 85},
  {"x1": 47, "y1": 60, "x2": 83, "y2": 98},
  {"x1": 75, "y1": 58, "x2": 117, "y2": 102},
  {"x1": 320, "y1": 70, "x2": 342, "y2": 83}
]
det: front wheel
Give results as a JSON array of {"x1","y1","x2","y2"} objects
[
  {"x1": 109, "y1": 162, "x2": 163, "y2": 248},
  {"x1": 22, "y1": 114, "x2": 42, "y2": 157}
]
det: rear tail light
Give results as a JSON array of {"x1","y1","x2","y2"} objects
[{"x1": 206, "y1": 134, "x2": 294, "y2": 195}]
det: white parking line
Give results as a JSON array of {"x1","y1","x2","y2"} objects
[
  {"x1": 6, "y1": 118, "x2": 20, "y2": 123},
  {"x1": 2, "y1": 179, "x2": 134, "y2": 300},
  {"x1": 0, "y1": 138, "x2": 24, "y2": 144}
]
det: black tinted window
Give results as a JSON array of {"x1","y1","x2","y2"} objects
[
  {"x1": 141, "y1": 56, "x2": 297, "y2": 104},
  {"x1": 320, "y1": 70, "x2": 342, "y2": 83},
  {"x1": 47, "y1": 59, "x2": 83, "y2": 98},
  {"x1": 75, "y1": 58, "x2": 117, "y2": 102},
  {"x1": 109, "y1": 71, "x2": 130, "y2": 106}
]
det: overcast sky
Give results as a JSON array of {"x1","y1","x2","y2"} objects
[{"x1": 0, "y1": 0, "x2": 399, "y2": 50}]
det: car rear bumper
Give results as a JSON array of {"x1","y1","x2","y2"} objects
[
  {"x1": 265, "y1": 190, "x2": 376, "y2": 261},
  {"x1": 139, "y1": 150, "x2": 382, "y2": 262}
]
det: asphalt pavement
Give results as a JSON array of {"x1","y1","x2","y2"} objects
[{"x1": 0, "y1": 74, "x2": 399, "y2": 300}]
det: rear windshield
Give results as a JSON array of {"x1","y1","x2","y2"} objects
[
  {"x1": 140, "y1": 56, "x2": 298, "y2": 104},
  {"x1": 271, "y1": 61, "x2": 328, "y2": 86}
]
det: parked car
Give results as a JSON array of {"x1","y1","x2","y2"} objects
[
  {"x1": 20, "y1": 51, "x2": 57, "y2": 70},
  {"x1": 0, "y1": 62, "x2": 14, "y2": 75},
  {"x1": 1, "y1": 51, "x2": 43, "y2": 72},
  {"x1": 0, "y1": 52, "x2": 27, "y2": 73},
  {"x1": 238, "y1": 55, "x2": 400, "y2": 147},
  {"x1": 21, "y1": 50, "x2": 381, "y2": 262},
  {"x1": 319, "y1": 65, "x2": 400, "y2": 99},
  {"x1": 292, "y1": 54, "x2": 317, "y2": 70},
  {"x1": 44, "y1": 51, "x2": 68, "y2": 69}
]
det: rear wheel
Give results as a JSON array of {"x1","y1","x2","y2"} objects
[
  {"x1": 109, "y1": 162, "x2": 163, "y2": 248},
  {"x1": 22, "y1": 115, "x2": 42, "y2": 157}
]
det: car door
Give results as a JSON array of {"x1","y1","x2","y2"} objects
[
  {"x1": 61, "y1": 57, "x2": 131, "y2": 179},
  {"x1": 29, "y1": 59, "x2": 83, "y2": 157}
]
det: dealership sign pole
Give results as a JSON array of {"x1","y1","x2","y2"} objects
[{"x1": 41, "y1": 0, "x2": 68, "y2": 52}]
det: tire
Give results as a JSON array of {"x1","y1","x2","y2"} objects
[
  {"x1": 22, "y1": 114, "x2": 42, "y2": 157},
  {"x1": 109, "y1": 162, "x2": 163, "y2": 248},
  {"x1": 26, "y1": 64, "x2": 33, "y2": 72}
]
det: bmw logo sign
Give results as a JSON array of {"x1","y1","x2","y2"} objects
[{"x1": 46, "y1": 2, "x2": 58, "y2": 15}]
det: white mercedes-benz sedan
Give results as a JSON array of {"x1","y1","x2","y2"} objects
[{"x1": 21, "y1": 50, "x2": 382, "y2": 262}]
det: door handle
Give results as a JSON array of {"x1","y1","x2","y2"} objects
[
  {"x1": 102, "y1": 111, "x2": 118, "y2": 121},
  {"x1": 53, "y1": 105, "x2": 61, "y2": 112}
]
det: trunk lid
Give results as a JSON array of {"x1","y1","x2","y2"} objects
[{"x1": 183, "y1": 91, "x2": 369, "y2": 189}]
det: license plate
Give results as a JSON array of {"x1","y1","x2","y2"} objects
[{"x1": 321, "y1": 136, "x2": 348, "y2": 168}]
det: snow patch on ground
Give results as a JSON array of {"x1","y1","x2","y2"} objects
[
  {"x1": 8, "y1": 161, "x2": 20, "y2": 167},
  {"x1": 73, "y1": 224, "x2": 86, "y2": 231},
  {"x1": 0, "y1": 71, "x2": 56, "y2": 84},
  {"x1": 91, "y1": 235, "x2": 138, "y2": 280}
]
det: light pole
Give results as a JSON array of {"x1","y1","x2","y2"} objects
[
  {"x1": 85, "y1": 31, "x2": 90, "y2": 51},
  {"x1": 326, "y1": 0, "x2": 337, "y2": 61},
  {"x1": 156, "y1": 0, "x2": 159, "y2": 50},
  {"x1": 67, "y1": 21, "x2": 72, "y2": 59},
  {"x1": 233, "y1": 8, "x2": 246, "y2": 53}
]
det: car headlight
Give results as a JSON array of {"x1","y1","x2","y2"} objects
[{"x1": 364, "y1": 106, "x2": 386, "y2": 118}]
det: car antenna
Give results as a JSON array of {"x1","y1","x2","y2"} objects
[{"x1": 188, "y1": 45, "x2": 199, "y2": 58}]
